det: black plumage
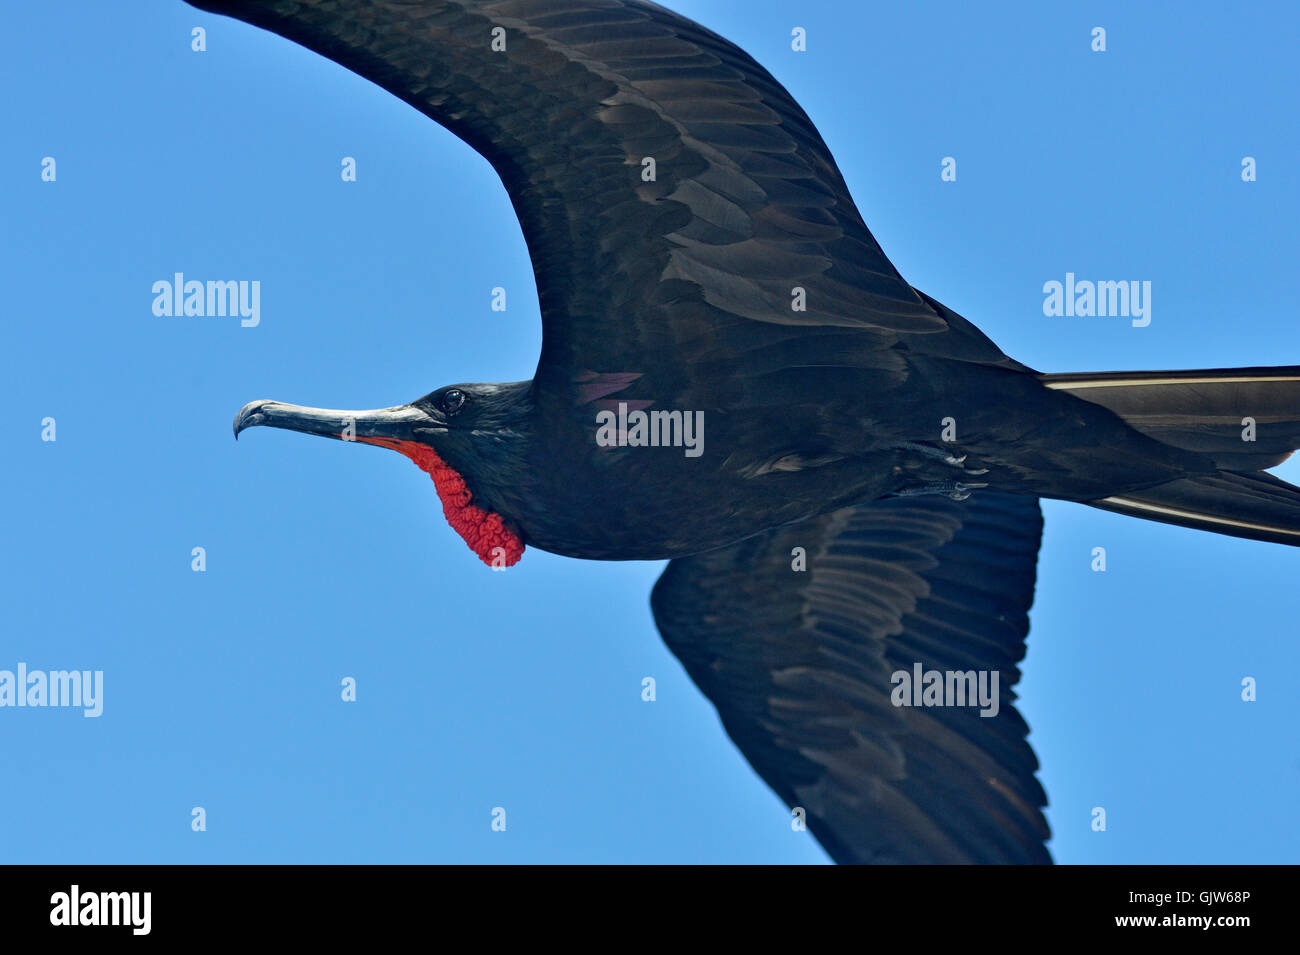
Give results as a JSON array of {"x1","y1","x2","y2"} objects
[{"x1": 207, "y1": 0, "x2": 1300, "y2": 862}]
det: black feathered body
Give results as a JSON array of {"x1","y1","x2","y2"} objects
[{"x1": 205, "y1": 0, "x2": 1300, "y2": 863}]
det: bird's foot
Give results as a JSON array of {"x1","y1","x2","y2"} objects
[
  {"x1": 894, "y1": 442, "x2": 990, "y2": 476},
  {"x1": 894, "y1": 480, "x2": 989, "y2": 502}
]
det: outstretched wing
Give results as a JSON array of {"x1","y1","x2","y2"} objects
[
  {"x1": 651, "y1": 491, "x2": 1050, "y2": 864},
  {"x1": 186, "y1": 0, "x2": 1018, "y2": 412}
]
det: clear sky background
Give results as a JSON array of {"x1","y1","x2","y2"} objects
[{"x1": 3, "y1": 0, "x2": 1297, "y2": 864}]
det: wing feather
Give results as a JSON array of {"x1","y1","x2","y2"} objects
[
  {"x1": 651, "y1": 491, "x2": 1050, "y2": 864},
  {"x1": 185, "y1": 0, "x2": 1017, "y2": 412}
]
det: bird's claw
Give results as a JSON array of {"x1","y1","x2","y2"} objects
[
  {"x1": 895, "y1": 442, "x2": 990, "y2": 479},
  {"x1": 945, "y1": 480, "x2": 990, "y2": 501},
  {"x1": 895, "y1": 479, "x2": 989, "y2": 501}
]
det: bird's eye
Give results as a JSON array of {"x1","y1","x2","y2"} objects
[{"x1": 441, "y1": 389, "x2": 466, "y2": 415}]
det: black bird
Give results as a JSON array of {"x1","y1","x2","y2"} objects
[{"x1": 205, "y1": 0, "x2": 1300, "y2": 863}]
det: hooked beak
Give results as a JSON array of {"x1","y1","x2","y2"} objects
[{"x1": 233, "y1": 399, "x2": 433, "y2": 443}]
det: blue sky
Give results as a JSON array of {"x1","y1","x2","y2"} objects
[{"x1": 3, "y1": 0, "x2": 1297, "y2": 863}]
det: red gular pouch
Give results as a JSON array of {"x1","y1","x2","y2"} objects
[{"x1": 354, "y1": 436, "x2": 525, "y2": 567}]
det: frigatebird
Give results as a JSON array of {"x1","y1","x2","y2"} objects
[{"x1": 202, "y1": 0, "x2": 1300, "y2": 863}]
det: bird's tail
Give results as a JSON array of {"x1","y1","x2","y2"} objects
[{"x1": 1040, "y1": 367, "x2": 1300, "y2": 546}]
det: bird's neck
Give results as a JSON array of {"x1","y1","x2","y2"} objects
[{"x1": 428, "y1": 382, "x2": 538, "y2": 565}]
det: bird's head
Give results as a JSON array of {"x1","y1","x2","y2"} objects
[{"x1": 233, "y1": 382, "x2": 532, "y2": 567}]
